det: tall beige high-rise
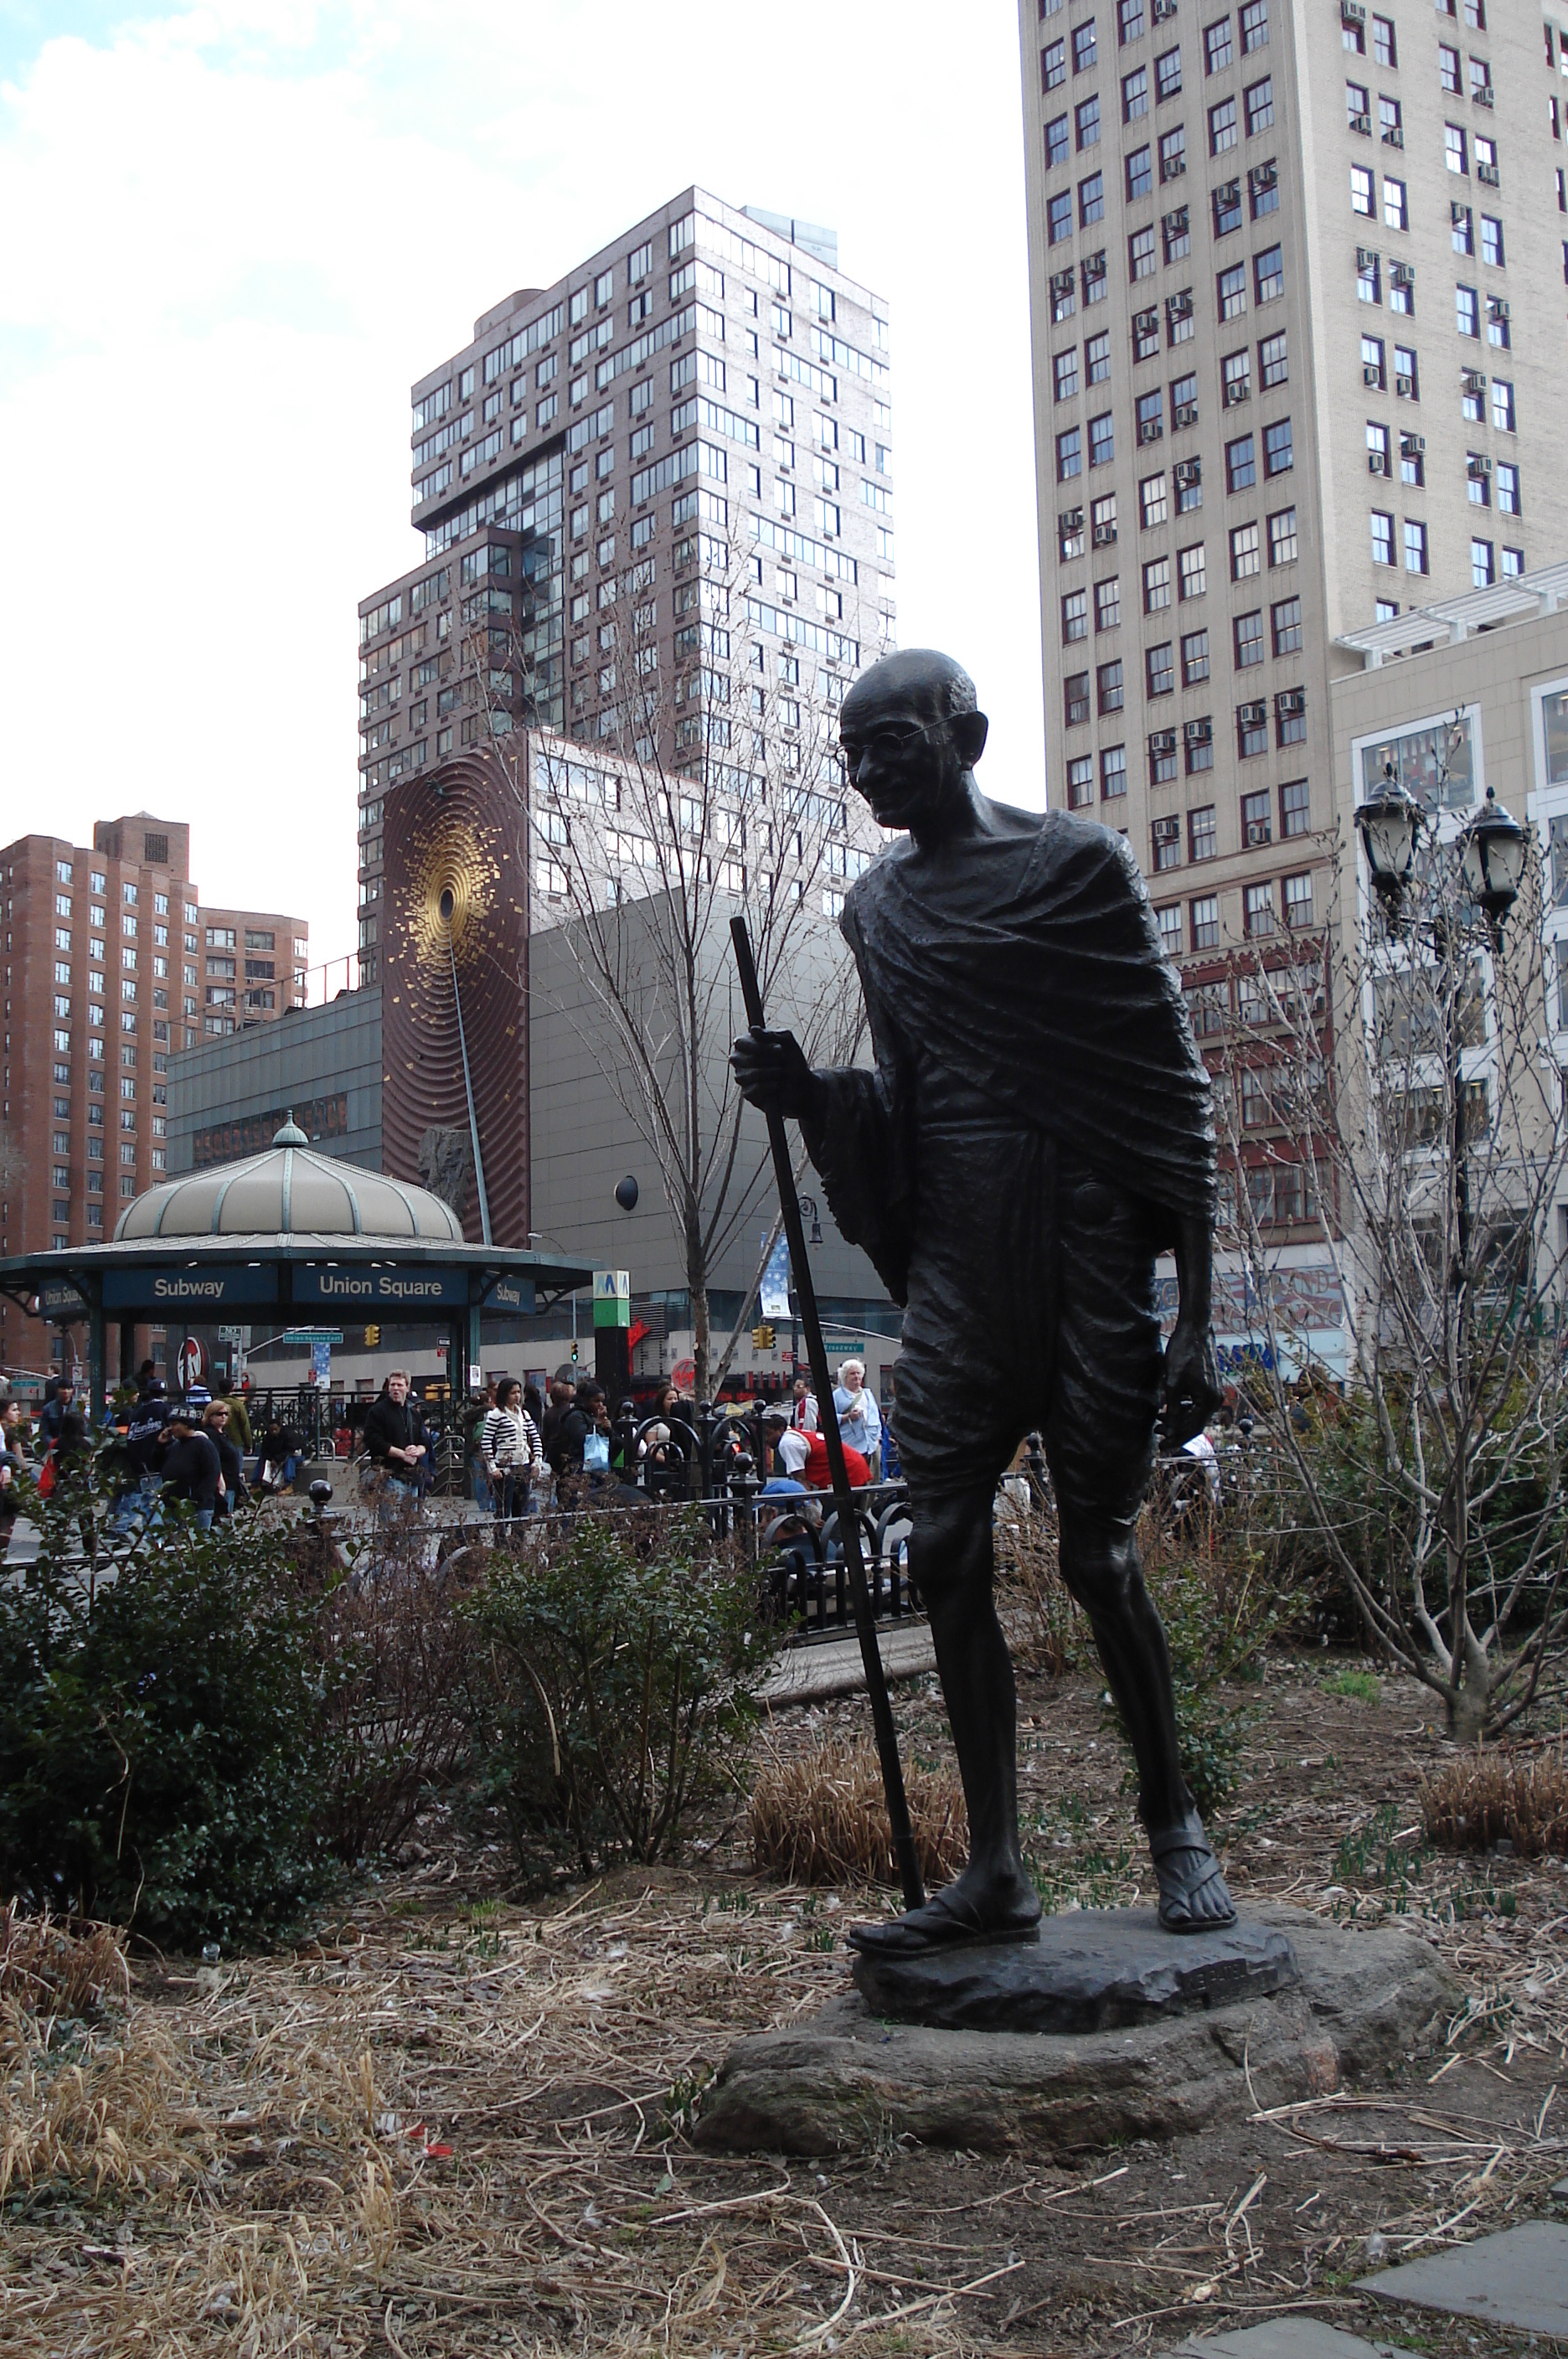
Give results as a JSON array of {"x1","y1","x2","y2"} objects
[
  {"x1": 1019, "y1": 0, "x2": 1566, "y2": 1012},
  {"x1": 353, "y1": 188, "x2": 895, "y2": 984}
]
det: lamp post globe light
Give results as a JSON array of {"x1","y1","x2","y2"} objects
[
  {"x1": 1458, "y1": 785, "x2": 1528, "y2": 928},
  {"x1": 1354, "y1": 765, "x2": 1421, "y2": 910}
]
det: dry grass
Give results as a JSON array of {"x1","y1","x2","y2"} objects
[
  {"x1": 747, "y1": 1735, "x2": 968, "y2": 1887},
  {"x1": 993, "y1": 1500, "x2": 1079, "y2": 1676},
  {"x1": 0, "y1": 1905, "x2": 129, "y2": 2019},
  {"x1": 1421, "y1": 1744, "x2": 1568, "y2": 1857}
]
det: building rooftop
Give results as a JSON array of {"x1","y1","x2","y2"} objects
[{"x1": 1337, "y1": 562, "x2": 1568, "y2": 669}]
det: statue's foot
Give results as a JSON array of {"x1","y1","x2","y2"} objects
[
  {"x1": 848, "y1": 1874, "x2": 1042, "y2": 1958},
  {"x1": 1150, "y1": 1817, "x2": 1236, "y2": 1933}
]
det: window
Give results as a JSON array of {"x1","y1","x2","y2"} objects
[
  {"x1": 1065, "y1": 670, "x2": 1091, "y2": 725},
  {"x1": 1080, "y1": 170, "x2": 1106, "y2": 225},
  {"x1": 1049, "y1": 189, "x2": 1074, "y2": 244},
  {"x1": 1186, "y1": 720, "x2": 1215, "y2": 775},
  {"x1": 1083, "y1": 249, "x2": 1109, "y2": 304},
  {"x1": 1101, "y1": 744, "x2": 1128, "y2": 798},
  {"x1": 1446, "y1": 122, "x2": 1467, "y2": 178},
  {"x1": 1098, "y1": 658, "x2": 1124, "y2": 713},
  {"x1": 1179, "y1": 628, "x2": 1210, "y2": 686},
  {"x1": 1156, "y1": 45, "x2": 1182, "y2": 100},
  {"x1": 1218, "y1": 263, "x2": 1247, "y2": 319},
  {"x1": 1270, "y1": 593, "x2": 1302, "y2": 654},
  {"x1": 1148, "y1": 640, "x2": 1175, "y2": 694},
  {"x1": 1124, "y1": 64, "x2": 1149, "y2": 118},
  {"x1": 1361, "y1": 333, "x2": 1385, "y2": 387},
  {"x1": 1393, "y1": 343, "x2": 1417, "y2": 396},
  {"x1": 1451, "y1": 202, "x2": 1475, "y2": 261},
  {"x1": 1230, "y1": 519, "x2": 1261, "y2": 577},
  {"x1": 1138, "y1": 388, "x2": 1165, "y2": 441},
  {"x1": 1164, "y1": 205, "x2": 1192, "y2": 261},
  {"x1": 1438, "y1": 41, "x2": 1460, "y2": 94},
  {"x1": 1070, "y1": 14, "x2": 1097, "y2": 70},
  {"x1": 1269, "y1": 507, "x2": 1297, "y2": 565},
  {"x1": 1179, "y1": 543, "x2": 1207, "y2": 599},
  {"x1": 1259, "y1": 330, "x2": 1287, "y2": 388},
  {"x1": 1238, "y1": 704, "x2": 1268, "y2": 756},
  {"x1": 1067, "y1": 754, "x2": 1096, "y2": 808},
  {"x1": 1057, "y1": 425, "x2": 1083, "y2": 479},
  {"x1": 1342, "y1": 3, "x2": 1364, "y2": 51},
  {"x1": 1144, "y1": 556, "x2": 1172, "y2": 610},
  {"x1": 1062, "y1": 588, "x2": 1090, "y2": 641},
  {"x1": 1214, "y1": 178, "x2": 1244, "y2": 235},
  {"x1": 1240, "y1": 789, "x2": 1271, "y2": 845},
  {"x1": 1045, "y1": 110, "x2": 1071, "y2": 166},
  {"x1": 1471, "y1": 538, "x2": 1494, "y2": 587},
  {"x1": 1192, "y1": 891, "x2": 1221, "y2": 947},
  {"x1": 1372, "y1": 12, "x2": 1395, "y2": 66},
  {"x1": 1119, "y1": 0, "x2": 1144, "y2": 39},
  {"x1": 1455, "y1": 283, "x2": 1478, "y2": 338},
  {"x1": 1264, "y1": 416, "x2": 1292, "y2": 474},
  {"x1": 1346, "y1": 78, "x2": 1369, "y2": 128},
  {"x1": 1206, "y1": 16, "x2": 1233, "y2": 73},
  {"x1": 1384, "y1": 178, "x2": 1407, "y2": 230},
  {"x1": 1277, "y1": 690, "x2": 1306, "y2": 747},
  {"x1": 1223, "y1": 348, "x2": 1251, "y2": 405},
  {"x1": 1137, "y1": 472, "x2": 1168, "y2": 536},
  {"x1": 1246, "y1": 78, "x2": 1273, "y2": 133},
  {"x1": 1255, "y1": 242, "x2": 1283, "y2": 302},
  {"x1": 1055, "y1": 347, "x2": 1081, "y2": 403},
  {"x1": 1160, "y1": 125, "x2": 1187, "y2": 180},
  {"x1": 1151, "y1": 735, "x2": 1179, "y2": 785},
  {"x1": 1234, "y1": 609, "x2": 1265, "y2": 668},
  {"x1": 1351, "y1": 165, "x2": 1375, "y2": 217},
  {"x1": 1076, "y1": 95, "x2": 1102, "y2": 152},
  {"x1": 1501, "y1": 547, "x2": 1523, "y2": 580},
  {"x1": 1210, "y1": 97, "x2": 1239, "y2": 153},
  {"x1": 1244, "y1": 880, "x2": 1275, "y2": 938},
  {"x1": 1090, "y1": 411, "x2": 1116, "y2": 465},
  {"x1": 1370, "y1": 509, "x2": 1395, "y2": 565},
  {"x1": 1468, "y1": 54, "x2": 1491, "y2": 106},
  {"x1": 1226, "y1": 432, "x2": 1256, "y2": 491},
  {"x1": 1134, "y1": 305, "x2": 1161, "y2": 359},
  {"x1": 1466, "y1": 452, "x2": 1490, "y2": 506},
  {"x1": 1479, "y1": 214, "x2": 1503, "y2": 271},
  {"x1": 1086, "y1": 331, "x2": 1112, "y2": 384},
  {"x1": 1171, "y1": 368, "x2": 1197, "y2": 421},
  {"x1": 1043, "y1": 36, "x2": 1067, "y2": 89},
  {"x1": 1190, "y1": 806, "x2": 1218, "y2": 861},
  {"x1": 1131, "y1": 224, "x2": 1158, "y2": 276},
  {"x1": 1156, "y1": 903, "x2": 1184, "y2": 954},
  {"x1": 1497, "y1": 461, "x2": 1519, "y2": 516},
  {"x1": 1177, "y1": 457, "x2": 1203, "y2": 512},
  {"x1": 1241, "y1": 0, "x2": 1267, "y2": 48},
  {"x1": 1400, "y1": 431, "x2": 1423, "y2": 487},
  {"x1": 1053, "y1": 269, "x2": 1076, "y2": 322},
  {"x1": 1492, "y1": 379, "x2": 1514, "y2": 431},
  {"x1": 1096, "y1": 576, "x2": 1122, "y2": 631},
  {"x1": 1379, "y1": 95, "x2": 1401, "y2": 145},
  {"x1": 1403, "y1": 519, "x2": 1428, "y2": 573}
]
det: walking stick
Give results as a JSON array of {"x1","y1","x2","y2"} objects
[{"x1": 730, "y1": 916, "x2": 927, "y2": 1914}]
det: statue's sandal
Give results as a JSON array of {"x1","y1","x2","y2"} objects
[
  {"x1": 848, "y1": 1884, "x2": 1044, "y2": 1957},
  {"x1": 1150, "y1": 1820, "x2": 1237, "y2": 1933}
]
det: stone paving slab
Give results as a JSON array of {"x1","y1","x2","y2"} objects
[
  {"x1": 1357, "y1": 2221, "x2": 1568, "y2": 2337},
  {"x1": 1168, "y1": 2319, "x2": 1393, "y2": 2358},
  {"x1": 759, "y1": 1618, "x2": 936, "y2": 1706}
]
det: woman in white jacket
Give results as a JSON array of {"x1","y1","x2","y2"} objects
[
  {"x1": 482, "y1": 1378, "x2": 543, "y2": 1525},
  {"x1": 832, "y1": 1360, "x2": 882, "y2": 1468}
]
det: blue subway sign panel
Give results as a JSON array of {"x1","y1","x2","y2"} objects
[
  {"x1": 482, "y1": 1274, "x2": 536, "y2": 1315},
  {"x1": 39, "y1": 1278, "x2": 89, "y2": 1316},
  {"x1": 292, "y1": 1264, "x2": 469, "y2": 1309},
  {"x1": 103, "y1": 1267, "x2": 280, "y2": 1310}
]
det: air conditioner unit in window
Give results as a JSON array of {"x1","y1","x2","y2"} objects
[
  {"x1": 1239, "y1": 702, "x2": 1267, "y2": 725},
  {"x1": 1174, "y1": 459, "x2": 1201, "y2": 485},
  {"x1": 1185, "y1": 720, "x2": 1213, "y2": 743},
  {"x1": 1341, "y1": 0, "x2": 1364, "y2": 20},
  {"x1": 1092, "y1": 521, "x2": 1118, "y2": 545},
  {"x1": 1368, "y1": 451, "x2": 1388, "y2": 474},
  {"x1": 1478, "y1": 160, "x2": 1499, "y2": 185},
  {"x1": 1395, "y1": 371, "x2": 1414, "y2": 395},
  {"x1": 1463, "y1": 369, "x2": 1487, "y2": 394},
  {"x1": 1355, "y1": 245, "x2": 1378, "y2": 271},
  {"x1": 1351, "y1": 112, "x2": 1372, "y2": 135},
  {"x1": 1060, "y1": 506, "x2": 1083, "y2": 531},
  {"x1": 1473, "y1": 85, "x2": 1493, "y2": 108},
  {"x1": 1401, "y1": 432, "x2": 1425, "y2": 456},
  {"x1": 1135, "y1": 308, "x2": 1158, "y2": 335},
  {"x1": 1173, "y1": 400, "x2": 1199, "y2": 426},
  {"x1": 1153, "y1": 0, "x2": 1176, "y2": 18},
  {"x1": 1153, "y1": 816, "x2": 1181, "y2": 842},
  {"x1": 1224, "y1": 379, "x2": 1250, "y2": 405},
  {"x1": 1469, "y1": 454, "x2": 1493, "y2": 477},
  {"x1": 1383, "y1": 126, "x2": 1404, "y2": 148},
  {"x1": 1489, "y1": 297, "x2": 1510, "y2": 321},
  {"x1": 1252, "y1": 163, "x2": 1277, "y2": 191},
  {"x1": 1138, "y1": 419, "x2": 1163, "y2": 444},
  {"x1": 1277, "y1": 690, "x2": 1307, "y2": 716},
  {"x1": 1162, "y1": 156, "x2": 1187, "y2": 178},
  {"x1": 1168, "y1": 293, "x2": 1194, "y2": 318},
  {"x1": 1363, "y1": 364, "x2": 1383, "y2": 387},
  {"x1": 1150, "y1": 729, "x2": 1178, "y2": 754},
  {"x1": 1390, "y1": 262, "x2": 1414, "y2": 287},
  {"x1": 1246, "y1": 822, "x2": 1271, "y2": 846}
]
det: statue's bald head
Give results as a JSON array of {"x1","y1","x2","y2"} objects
[{"x1": 841, "y1": 648, "x2": 981, "y2": 734}]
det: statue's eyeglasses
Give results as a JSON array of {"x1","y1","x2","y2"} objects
[{"x1": 838, "y1": 718, "x2": 942, "y2": 777}]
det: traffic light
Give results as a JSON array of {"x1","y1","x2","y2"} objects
[
  {"x1": 364, "y1": 1324, "x2": 380, "y2": 1348},
  {"x1": 752, "y1": 1322, "x2": 776, "y2": 1350}
]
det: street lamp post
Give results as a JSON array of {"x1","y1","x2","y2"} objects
[{"x1": 1354, "y1": 771, "x2": 1527, "y2": 1293}]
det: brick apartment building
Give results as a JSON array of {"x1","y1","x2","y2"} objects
[{"x1": 0, "y1": 812, "x2": 307, "y2": 1381}]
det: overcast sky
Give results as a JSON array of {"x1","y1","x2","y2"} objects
[{"x1": 0, "y1": 1, "x2": 1044, "y2": 966}]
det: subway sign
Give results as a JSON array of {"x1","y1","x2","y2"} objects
[
  {"x1": 293, "y1": 1264, "x2": 468, "y2": 1308},
  {"x1": 39, "y1": 1278, "x2": 89, "y2": 1316},
  {"x1": 102, "y1": 1267, "x2": 280, "y2": 1309},
  {"x1": 482, "y1": 1274, "x2": 537, "y2": 1314}
]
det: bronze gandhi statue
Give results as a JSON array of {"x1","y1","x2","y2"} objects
[{"x1": 732, "y1": 648, "x2": 1235, "y2": 1954}]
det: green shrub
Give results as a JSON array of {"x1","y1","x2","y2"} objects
[
  {"x1": 0, "y1": 1459, "x2": 342, "y2": 1947},
  {"x1": 463, "y1": 1511, "x2": 782, "y2": 1877}
]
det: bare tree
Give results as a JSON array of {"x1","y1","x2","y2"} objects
[
  {"x1": 464, "y1": 514, "x2": 875, "y2": 1400},
  {"x1": 1212, "y1": 775, "x2": 1568, "y2": 1742}
]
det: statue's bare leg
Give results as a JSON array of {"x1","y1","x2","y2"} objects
[{"x1": 1056, "y1": 1505, "x2": 1235, "y2": 1931}]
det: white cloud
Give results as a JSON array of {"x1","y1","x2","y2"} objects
[{"x1": 0, "y1": 2, "x2": 1043, "y2": 962}]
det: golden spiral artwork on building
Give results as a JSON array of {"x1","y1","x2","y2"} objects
[{"x1": 381, "y1": 747, "x2": 532, "y2": 1249}]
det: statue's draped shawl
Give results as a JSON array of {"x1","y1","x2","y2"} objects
[{"x1": 806, "y1": 808, "x2": 1217, "y2": 1307}]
